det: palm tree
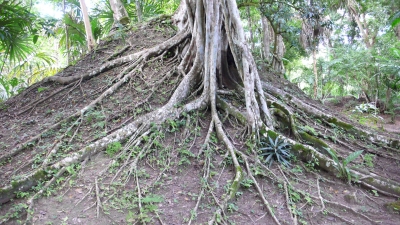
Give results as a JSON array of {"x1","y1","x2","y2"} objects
[{"x1": 0, "y1": 0, "x2": 38, "y2": 70}]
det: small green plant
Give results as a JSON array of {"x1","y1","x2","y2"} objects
[
  {"x1": 364, "y1": 153, "x2": 375, "y2": 168},
  {"x1": 37, "y1": 87, "x2": 47, "y2": 93},
  {"x1": 227, "y1": 203, "x2": 238, "y2": 213},
  {"x1": 132, "y1": 194, "x2": 164, "y2": 223},
  {"x1": 324, "y1": 147, "x2": 363, "y2": 184},
  {"x1": 240, "y1": 178, "x2": 254, "y2": 188},
  {"x1": 371, "y1": 190, "x2": 379, "y2": 196},
  {"x1": 106, "y1": 141, "x2": 122, "y2": 157},
  {"x1": 259, "y1": 137, "x2": 292, "y2": 167},
  {"x1": 302, "y1": 125, "x2": 318, "y2": 136}
]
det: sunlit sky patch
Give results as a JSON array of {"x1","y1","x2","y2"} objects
[{"x1": 33, "y1": 0, "x2": 96, "y2": 19}]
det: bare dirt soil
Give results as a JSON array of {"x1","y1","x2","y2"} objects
[{"x1": 1, "y1": 21, "x2": 400, "y2": 225}]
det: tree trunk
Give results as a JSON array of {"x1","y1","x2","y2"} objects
[
  {"x1": 63, "y1": 0, "x2": 70, "y2": 65},
  {"x1": 135, "y1": 0, "x2": 143, "y2": 22},
  {"x1": 261, "y1": 15, "x2": 271, "y2": 62},
  {"x1": 109, "y1": 0, "x2": 130, "y2": 25},
  {"x1": 262, "y1": 15, "x2": 285, "y2": 74},
  {"x1": 313, "y1": 48, "x2": 318, "y2": 99},
  {"x1": 247, "y1": 6, "x2": 254, "y2": 50},
  {"x1": 79, "y1": 0, "x2": 95, "y2": 51},
  {"x1": 348, "y1": 6, "x2": 372, "y2": 48}
]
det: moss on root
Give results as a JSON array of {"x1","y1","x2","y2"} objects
[
  {"x1": 299, "y1": 131, "x2": 329, "y2": 153},
  {"x1": 327, "y1": 118, "x2": 353, "y2": 130},
  {"x1": 385, "y1": 200, "x2": 400, "y2": 212},
  {"x1": 0, "y1": 170, "x2": 48, "y2": 205},
  {"x1": 229, "y1": 166, "x2": 243, "y2": 199},
  {"x1": 266, "y1": 130, "x2": 278, "y2": 140}
]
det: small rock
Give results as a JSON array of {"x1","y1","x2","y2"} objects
[{"x1": 344, "y1": 193, "x2": 358, "y2": 204}]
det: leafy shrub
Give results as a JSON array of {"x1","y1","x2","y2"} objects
[{"x1": 259, "y1": 137, "x2": 292, "y2": 167}]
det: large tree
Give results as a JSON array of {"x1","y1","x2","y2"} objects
[{"x1": 0, "y1": 0, "x2": 399, "y2": 224}]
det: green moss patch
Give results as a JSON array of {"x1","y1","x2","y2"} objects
[
  {"x1": 327, "y1": 118, "x2": 353, "y2": 130},
  {"x1": 299, "y1": 131, "x2": 328, "y2": 151},
  {"x1": 385, "y1": 200, "x2": 400, "y2": 212}
]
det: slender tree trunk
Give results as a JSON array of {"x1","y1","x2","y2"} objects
[
  {"x1": 313, "y1": 48, "x2": 318, "y2": 99},
  {"x1": 247, "y1": 6, "x2": 254, "y2": 50},
  {"x1": 261, "y1": 16, "x2": 271, "y2": 62},
  {"x1": 79, "y1": 0, "x2": 95, "y2": 51},
  {"x1": 349, "y1": 10, "x2": 372, "y2": 48},
  {"x1": 135, "y1": 0, "x2": 143, "y2": 22},
  {"x1": 63, "y1": 0, "x2": 70, "y2": 65}
]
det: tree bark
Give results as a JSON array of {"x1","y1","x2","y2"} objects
[
  {"x1": 63, "y1": 0, "x2": 70, "y2": 65},
  {"x1": 261, "y1": 15, "x2": 271, "y2": 62},
  {"x1": 247, "y1": 6, "x2": 254, "y2": 50},
  {"x1": 313, "y1": 48, "x2": 318, "y2": 99},
  {"x1": 109, "y1": 0, "x2": 130, "y2": 26},
  {"x1": 135, "y1": 0, "x2": 143, "y2": 22},
  {"x1": 79, "y1": 0, "x2": 95, "y2": 51}
]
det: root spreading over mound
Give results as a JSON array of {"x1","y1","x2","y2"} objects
[{"x1": 1, "y1": 1, "x2": 400, "y2": 225}]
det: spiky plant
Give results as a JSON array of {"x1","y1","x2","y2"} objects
[{"x1": 259, "y1": 137, "x2": 292, "y2": 167}]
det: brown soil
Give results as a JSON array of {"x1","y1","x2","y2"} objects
[{"x1": 1, "y1": 21, "x2": 400, "y2": 225}]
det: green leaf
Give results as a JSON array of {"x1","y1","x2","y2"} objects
[
  {"x1": 9, "y1": 77, "x2": 19, "y2": 87},
  {"x1": 33, "y1": 34, "x2": 39, "y2": 44},
  {"x1": 141, "y1": 194, "x2": 163, "y2": 203},
  {"x1": 390, "y1": 47, "x2": 400, "y2": 59},
  {"x1": 268, "y1": 137, "x2": 274, "y2": 147},
  {"x1": 392, "y1": 18, "x2": 400, "y2": 27},
  {"x1": 343, "y1": 150, "x2": 363, "y2": 167},
  {"x1": 324, "y1": 147, "x2": 339, "y2": 164},
  {"x1": 265, "y1": 154, "x2": 273, "y2": 164},
  {"x1": 346, "y1": 168, "x2": 351, "y2": 182}
]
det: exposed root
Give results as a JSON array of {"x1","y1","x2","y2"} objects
[
  {"x1": 135, "y1": 165, "x2": 144, "y2": 223},
  {"x1": 103, "y1": 45, "x2": 131, "y2": 62},
  {"x1": 74, "y1": 185, "x2": 94, "y2": 207},
  {"x1": 197, "y1": 119, "x2": 214, "y2": 156},
  {"x1": 277, "y1": 165, "x2": 297, "y2": 225},
  {"x1": 262, "y1": 81, "x2": 399, "y2": 148},
  {"x1": 95, "y1": 177, "x2": 103, "y2": 218},
  {"x1": 323, "y1": 200, "x2": 378, "y2": 224},
  {"x1": 240, "y1": 151, "x2": 281, "y2": 225},
  {"x1": 25, "y1": 167, "x2": 67, "y2": 225},
  {"x1": 325, "y1": 211, "x2": 355, "y2": 225},
  {"x1": 284, "y1": 182, "x2": 298, "y2": 225},
  {"x1": 188, "y1": 152, "x2": 211, "y2": 225},
  {"x1": 315, "y1": 177, "x2": 326, "y2": 213},
  {"x1": 17, "y1": 81, "x2": 76, "y2": 116}
]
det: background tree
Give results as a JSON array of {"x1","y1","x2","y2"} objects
[{"x1": 78, "y1": 0, "x2": 95, "y2": 50}]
